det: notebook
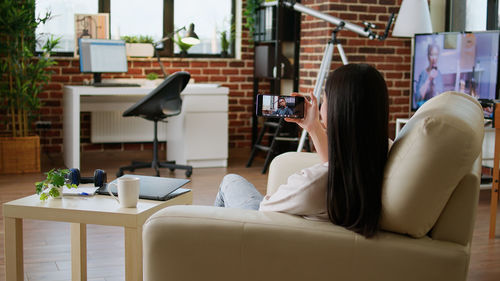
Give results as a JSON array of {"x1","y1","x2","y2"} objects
[
  {"x1": 96, "y1": 175, "x2": 190, "y2": 201},
  {"x1": 63, "y1": 184, "x2": 99, "y2": 196}
]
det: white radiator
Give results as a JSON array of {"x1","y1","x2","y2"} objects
[{"x1": 91, "y1": 111, "x2": 168, "y2": 143}]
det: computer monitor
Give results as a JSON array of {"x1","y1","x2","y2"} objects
[
  {"x1": 79, "y1": 38, "x2": 128, "y2": 83},
  {"x1": 411, "y1": 31, "x2": 500, "y2": 117}
]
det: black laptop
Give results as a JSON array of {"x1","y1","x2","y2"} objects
[{"x1": 96, "y1": 174, "x2": 190, "y2": 201}]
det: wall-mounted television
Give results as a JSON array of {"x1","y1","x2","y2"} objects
[{"x1": 411, "y1": 31, "x2": 500, "y2": 116}]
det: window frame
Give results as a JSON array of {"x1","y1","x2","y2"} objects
[
  {"x1": 486, "y1": 0, "x2": 498, "y2": 30},
  {"x1": 159, "y1": 0, "x2": 237, "y2": 58},
  {"x1": 37, "y1": 0, "x2": 236, "y2": 58},
  {"x1": 445, "y1": 0, "x2": 499, "y2": 31}
]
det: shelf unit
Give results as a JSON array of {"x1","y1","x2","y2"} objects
[{"x1": 251, "y1": 0, "x2": 301, "y2": 144}]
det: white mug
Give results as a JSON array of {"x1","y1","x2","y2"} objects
[{"x1": 108, "y1": 177, "x2": 140, "y2": 208}]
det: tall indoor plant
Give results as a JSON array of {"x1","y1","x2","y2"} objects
[{"x1": 0, "y1": 0, "x2": 59, "y2": 173}]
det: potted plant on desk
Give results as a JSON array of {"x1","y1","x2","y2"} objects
[
  {"x1": 145, "y1": 72, "x2": 161, "y2": 88},
  {"x1": 0, "y1": 0, "x2": 59, "y2": 174},
  {"x1": 122, "y1": 35, "x2": 155, "y2": 58},
  {"x1": 36, "y1": 169, "x2": 77, "y2": 200}
]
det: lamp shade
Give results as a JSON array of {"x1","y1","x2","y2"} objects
[
  {"x1": 181, "y1": 23, "x2": 200, "y2": 45},
  {"x1": 392, "y1": 0, "x2": 433, "y2": 37}
]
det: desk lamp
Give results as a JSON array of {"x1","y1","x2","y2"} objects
[
  {"x1": 181, "y1": 23, "x2": 200, "y2": 45},
  {"x1": 154, "y1": 23, "x2": 200, "y2": 77}
]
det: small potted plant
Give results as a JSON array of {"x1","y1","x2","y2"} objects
[
  {"x1": 145, "y1": 72, "x2": 161, "y2": 88},
  {"x1": 220, "y1": 31, "x2": 230, "y2": 57},
  {"x1": 35, "y1": 169, "x2": 77, "y2": 201},
  {"x1": 122, "y1": 35, "x2": 155, "y2": 57}
]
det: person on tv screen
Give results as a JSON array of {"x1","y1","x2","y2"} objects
[
  {"x1": 414, "y1": 43, "x2": 444, "y2": 108},
  {"x1": 273, "y1": 97, "x2": 294, "y2": 116}
]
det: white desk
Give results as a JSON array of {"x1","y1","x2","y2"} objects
[{"x1": 63, "y1": 84, "x2": 229, "y2": 170}]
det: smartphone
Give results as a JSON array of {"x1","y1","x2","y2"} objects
[{"x1": 256, "y1": 94, "x2": 305, "y2": 118}]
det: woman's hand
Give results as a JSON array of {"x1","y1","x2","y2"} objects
[
  {"x1": 285, "y1": 92, "x2": 328, "y2": 162},
  {"x1": 284, "y1": 92, "x2": 323, "y2": 132}
]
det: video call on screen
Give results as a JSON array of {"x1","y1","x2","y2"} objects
[
  {"x1": 412, "y1": 31, "x2": 499, "y2": 118},
  {"x1": 261, "y1": 95, "x2": 299, "y2": 117}
]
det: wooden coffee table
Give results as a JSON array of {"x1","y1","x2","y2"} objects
[{"x1": 3, "y1": 190, "x2": 192, "y2": 281}]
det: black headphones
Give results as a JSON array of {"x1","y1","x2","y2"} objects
[{"x1": 66, "y1": 168, "x2": 107, "y2": 187}]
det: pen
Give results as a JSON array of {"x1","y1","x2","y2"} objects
[{"x1": 80, "y1": 192, "x2": 89, "y2": 196}]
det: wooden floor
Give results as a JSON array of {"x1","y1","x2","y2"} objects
[{"x1": 0, "y1": 148, "x2": 498, "y2": 281}]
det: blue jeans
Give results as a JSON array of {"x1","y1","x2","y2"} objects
[{"x1": 214, "y1": 174, "x2": 263, "y2": 210}]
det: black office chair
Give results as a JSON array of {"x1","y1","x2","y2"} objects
[{"x1": 117, "y1": 71, "x2": 193, "y2": 177}]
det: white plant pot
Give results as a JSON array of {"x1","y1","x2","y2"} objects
[
  {"x1": 126, "y1": 43, "x2": 155, "y2": 58},
  {"x1": 49, "y1": 184, "x2": 64, "y2": 199},
  {"x1": 144, "y1": 79, "x2": 162, "y2": 88}
]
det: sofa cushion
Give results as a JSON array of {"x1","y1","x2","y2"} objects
[{"x1": 380, "y1": 92, "x2": 484, "y2": 238}]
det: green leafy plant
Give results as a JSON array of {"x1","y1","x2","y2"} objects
[
  {"x1": 220, "y1": 31, "x2": 230, "y2": 53},
  {"x1": 35, "y1": 169, "x2": 77, "y2": 201},
  {"x1": 121, "y1": 35, "x2": 154, "y2": 44},
  {"x1": 0, "y1": 0, "x2": 60, "y2": 137},
  {"x1": 121, "y1": 35, "x2": 138, "y2": 43},
  {"x1": 146, "y1": 72, "x2": 159, "y2": 80},
  {"x1": 243, "y1": 0, "x2": 263, "y2": 43},
  {"x1": 42, "y1": 35, "x2": 61, "y2": 55},
  {"x1": 138, "y1": 35, "x2": 154, "y2": 43}
]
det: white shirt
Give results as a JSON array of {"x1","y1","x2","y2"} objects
[
  {"x1": 259, "y1": 162, "x2": 329, "y2": 221},
  {"x1": 259, "y1": 139, "x2": 393, "y2": 220}
]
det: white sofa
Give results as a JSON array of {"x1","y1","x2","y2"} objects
[{"x1": 143, "y1": 92, "x2": 484, "y2": 281}]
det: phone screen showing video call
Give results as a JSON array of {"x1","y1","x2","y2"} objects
[{"x1": 256, "y1": 94, "x2": 305, "y2": 119}]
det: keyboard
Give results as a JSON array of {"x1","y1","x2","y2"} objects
[{"x1": 92, "y1": 83, "x2": 141, "y2": 87}]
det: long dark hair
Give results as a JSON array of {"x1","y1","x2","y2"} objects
[{"x1": 325, "y1": 64, "x2": 389, "y2": 238}]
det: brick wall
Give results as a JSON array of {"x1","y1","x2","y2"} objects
[
  {"x1": 36, "y1": 55, "x2": 255, "y2": 154},
  {"x1": 2, "y1": 0, "x2": 411, "y2": 154}
]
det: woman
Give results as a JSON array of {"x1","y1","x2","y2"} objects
[
  {"x1": 414, "y1": 43, "x2": 444, "y2": 109},
  {"x1": 214, "y1": 64, "x2": 390, "y2": 238}
]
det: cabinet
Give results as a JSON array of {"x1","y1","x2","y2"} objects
[
  {"x1": 251, "y1": 0, "x2": 301, "y2": 143},
  {"x1": 165, "y1": 86, "x2": 229, "y2": 168},
  {"x1": 63, "y1": 84, "x2": 228, "y2": 169}
]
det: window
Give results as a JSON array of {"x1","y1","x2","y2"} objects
[
  {"x1": 35, "y1": 0, "x2": 98, "y2": 53},
  {"x1": 173, "y1": 0, "x2": 233, "y2": 55},
  {"x1": 35, "y1": 0, "x2": 237, "y2": 57},
  {"x1": 110, "y1": 0, "x2": 163, "y2": 41},
  {"x1": 446, "y1": 0, "x2": 499, "y2": 31},
  {"x1": 465, "y1": 0, "x2": 487, "y2": 31}
]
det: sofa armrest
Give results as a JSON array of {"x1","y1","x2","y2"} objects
[
  {"x1": 143, "y1": 205, "x2": 469, "y2": 281},
  {"x1": 266, "y1": 152, "x2": 321, "y2": 195}
]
